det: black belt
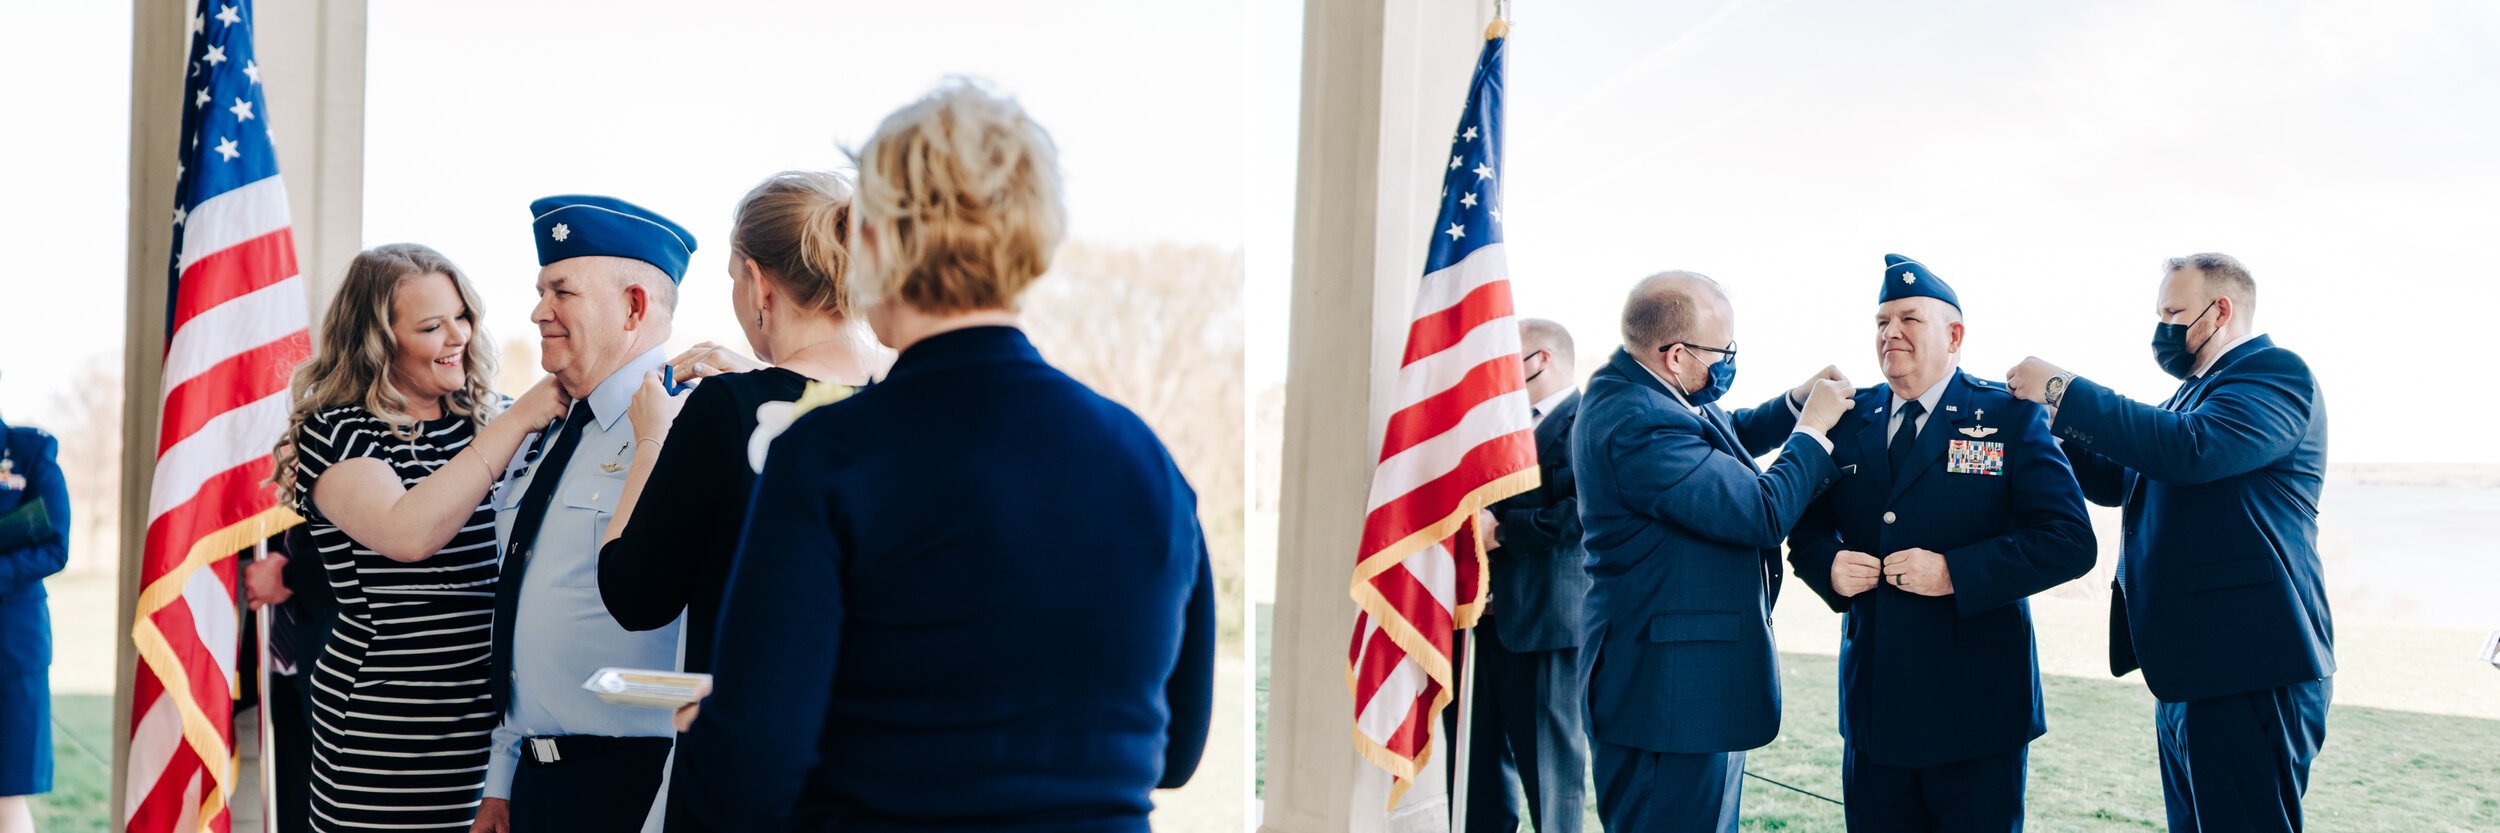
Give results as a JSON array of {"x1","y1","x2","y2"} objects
[{"x1": 521, "y1": 734, "x2": 673, "y2": 767}]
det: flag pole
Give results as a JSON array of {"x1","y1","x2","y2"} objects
[
  {"x1": 1454, "y1": 12, "x2": 1508, "y2": 830},
  {"x1": 255, "y1": 538, "x2": 278, "y2": 833},
  {"x1": 1449, "y1": 625, "x2": 1479, "y2": 833}
]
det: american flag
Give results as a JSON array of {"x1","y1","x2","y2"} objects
[
  {"x1": 127, "y1": 1, "x2": 310, "y2": 830},
  {"x1": 1347, "y1": 30, "x2": 1538, "y2": 808}
]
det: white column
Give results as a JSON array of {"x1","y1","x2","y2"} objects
[
  {"x1": 1261, "y1": 1, "x2": 1493, "y2": 831},
  {"x1": 254, "y1": 0, "x2": 368, "y2": 311},
  {"x1": 114, "y1": 0, "x2": 365, "y2": 824}
]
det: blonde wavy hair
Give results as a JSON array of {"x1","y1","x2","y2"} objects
[
  {"x1": 848, "y1": 78, "x2": 1066, "y2": 314},
  {"x1": 271, "y1": 243, "x2": 500, "y2": 495},
  {"x1": 733, "y1": 170, "x2": 856, "y2": 318}
]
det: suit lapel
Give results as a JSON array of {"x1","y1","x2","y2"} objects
[
  {"x1": 2179, "y1": 372, "x2": 2224, "y2": 411},
  {"x1": 1856, "y1": 387, "x2": 1894, "y2": 486},
  {"x1": 1886, "y1": 373, "x2": 1972, "y2": 504},
  {"x1": 1603, "y1": 349, "x2": 1755, "y2": 471},
  {"x1": 2159, "y1": 377, "x2": 2199, "y2": 411},
  {"x1": 1537, "y1": 392, "x2": 1579, "y2": 453},
  {"x1": 2169, "y1": 334, "x2": 2273, "y2": 411},
  {"x1": 1699, "y1": 404, "x2": 1759, "y2": 473}
]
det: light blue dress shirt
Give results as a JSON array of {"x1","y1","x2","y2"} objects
[{"x1": 485, "y1": 347, "x2": 683, "y2": 804}]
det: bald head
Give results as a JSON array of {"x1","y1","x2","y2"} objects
[
  {"x1": 1621, "y1": 270, "x2": 1736, "y2": 394},
  {"x1": 1517, "y1": 317, "x2": 1576, "y2": 400},
  {"x1": 1520, "y1": 318, "x2": 1574, "y2": 365},
  {"x1": 1622, "y1": 271, "x2": 1729, "y2": 352}
]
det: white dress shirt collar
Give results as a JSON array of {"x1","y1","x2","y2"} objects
[
  {"x1": 1530, "y1": 387, "x2": 1574, "y2": 426},
  {"x1": 1637, "y1": 360, "x2": 1703, "y2": 414}
]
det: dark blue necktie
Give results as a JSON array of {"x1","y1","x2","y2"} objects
[
  {"x1": 1888, "y1": 400, "x2": 1925, "y2": 484},
  {"x1": 489, "y1": 401, "x2": 590, "y2": 707}
]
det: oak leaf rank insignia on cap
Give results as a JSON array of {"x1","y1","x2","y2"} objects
[
  {"x1": 529, "y1": 194, "x2": 697, "y2": 282},
  {"x1": 1880, "y1": 253, "x2": 1959, "y2": 311}
]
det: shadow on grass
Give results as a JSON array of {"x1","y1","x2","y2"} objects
[{"x1": 1256, "y1": 603, "x2": 2500, "y2": 832}]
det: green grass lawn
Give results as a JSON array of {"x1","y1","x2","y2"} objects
[
  {"x1": 37, "y1": 560, "x2": 1250, "y2": 830},
  {"x1": 1735, "y1": 662, "x2": 2500, "y2": 832},
  {"x1": 33, "y1": 694, "x2": 111, "y2": 833},
  {"x1": 1257, "y1": 604, "x2": 2500, "y2": 832},
  {"x1": 37, "y1": 659, "x2": 1250, "y2": 832}
]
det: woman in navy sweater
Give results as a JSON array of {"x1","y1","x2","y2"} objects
[{"x1": 676, "y1": 80, "x2": 1214, "y2": 832}]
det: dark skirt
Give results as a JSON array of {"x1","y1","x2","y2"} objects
[{"x1": 0, "y1": 670, "x2": 50, "y2": 796}]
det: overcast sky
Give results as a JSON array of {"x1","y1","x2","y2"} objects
[
  {"x1": 9, "y1": 0, "x2": 2499, "y2": 467},
  {"x1": 1250, "y1": 0, "x2": 2500, "y2": 464},
  {"x1": 4, "y1": 0, "x2": 1244, "y2": 425}
]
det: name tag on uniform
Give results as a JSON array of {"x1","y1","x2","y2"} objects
[{"x1": 1948, "y1": 439, "x2": 2005, "y2": 476}]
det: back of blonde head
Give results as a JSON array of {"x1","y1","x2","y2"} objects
[
  {"x1": 849, "y1": 79, "x2": 1066, "y2": 314},
  {"x1": 271, "y1": 243, "x2": 500, "y2": 494},
  {"x1": 733, "y1": 170, "x2": 857, "y2": 318}
]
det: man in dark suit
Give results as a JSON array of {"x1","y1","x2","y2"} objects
[
  {"x1": 1788, "y1": 255, "x2": 2096, "y2": 832},
  {"x1": 1448, "y1": 318, "x2": 1590, "y2": 833},
  {"x1": 1574, "y1": 271, "x2": 1854, "y2": 833},
  {"x1": 2008, "y1": 252, "x2": 2332, "y2": 833}
]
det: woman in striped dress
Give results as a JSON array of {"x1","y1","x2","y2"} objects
[{"x1": 273, "y1": 244, "x2": 569, "y2": 832}]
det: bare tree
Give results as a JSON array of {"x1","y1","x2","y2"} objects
[
  {"x1": 46, "y1": 353, "x2": 125, "y2": 575},
  {"x1": 1023, "y1": 241, "x2": 1246, "y2": 645}
]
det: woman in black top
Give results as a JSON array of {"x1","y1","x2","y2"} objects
[{"x1": 595, "y1": 170, "x2": 878, "y2": 676}]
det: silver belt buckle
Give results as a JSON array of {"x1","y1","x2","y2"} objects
[{"x1": 530, "y1": 737, "x2": 562, "y2": 763}]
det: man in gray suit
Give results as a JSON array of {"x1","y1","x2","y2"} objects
[{"x1": 1451, "y1": 317, "x2": 1592, "y2": 832}]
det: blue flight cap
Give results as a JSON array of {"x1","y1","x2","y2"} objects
[
  {"x1": 529, "y1": 195, "x2": 698, "y2": 282},
  {"x1": 1880, "y1": 253, "x2": 1959, "y2": 312}
]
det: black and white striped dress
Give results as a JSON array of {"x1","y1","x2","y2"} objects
[{"x1": 292, "y1": 406, "x2": 500, "y2": 832}]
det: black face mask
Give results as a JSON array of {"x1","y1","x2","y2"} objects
[
  {"x1": 2151, "y1": 300, "x2": 2220, "y2": 379},
  {"x1": 1521, "y1": 351, "x2": 1545, "y2": 385}
]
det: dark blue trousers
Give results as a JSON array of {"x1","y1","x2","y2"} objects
[
  {"x1": 1591, "y1": 743, "x2": 1741, "y2": 833},
  {"x1": 2156, "y1": 677, "x2": 2331, "y2": 833},
  {"x1": 1445, "y1": 616, "x2": 1589, "y2": 833},
  {"x1": 509, "y1": 735, "x2": 671, "y2": 833},
  {"x1": 1841, "y1": 743, "x2": 2027, "y2": 832}
]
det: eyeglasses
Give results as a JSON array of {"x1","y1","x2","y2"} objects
[{"x1": 1660, "y1": 341, "x2": 1737, "y2": 358}]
